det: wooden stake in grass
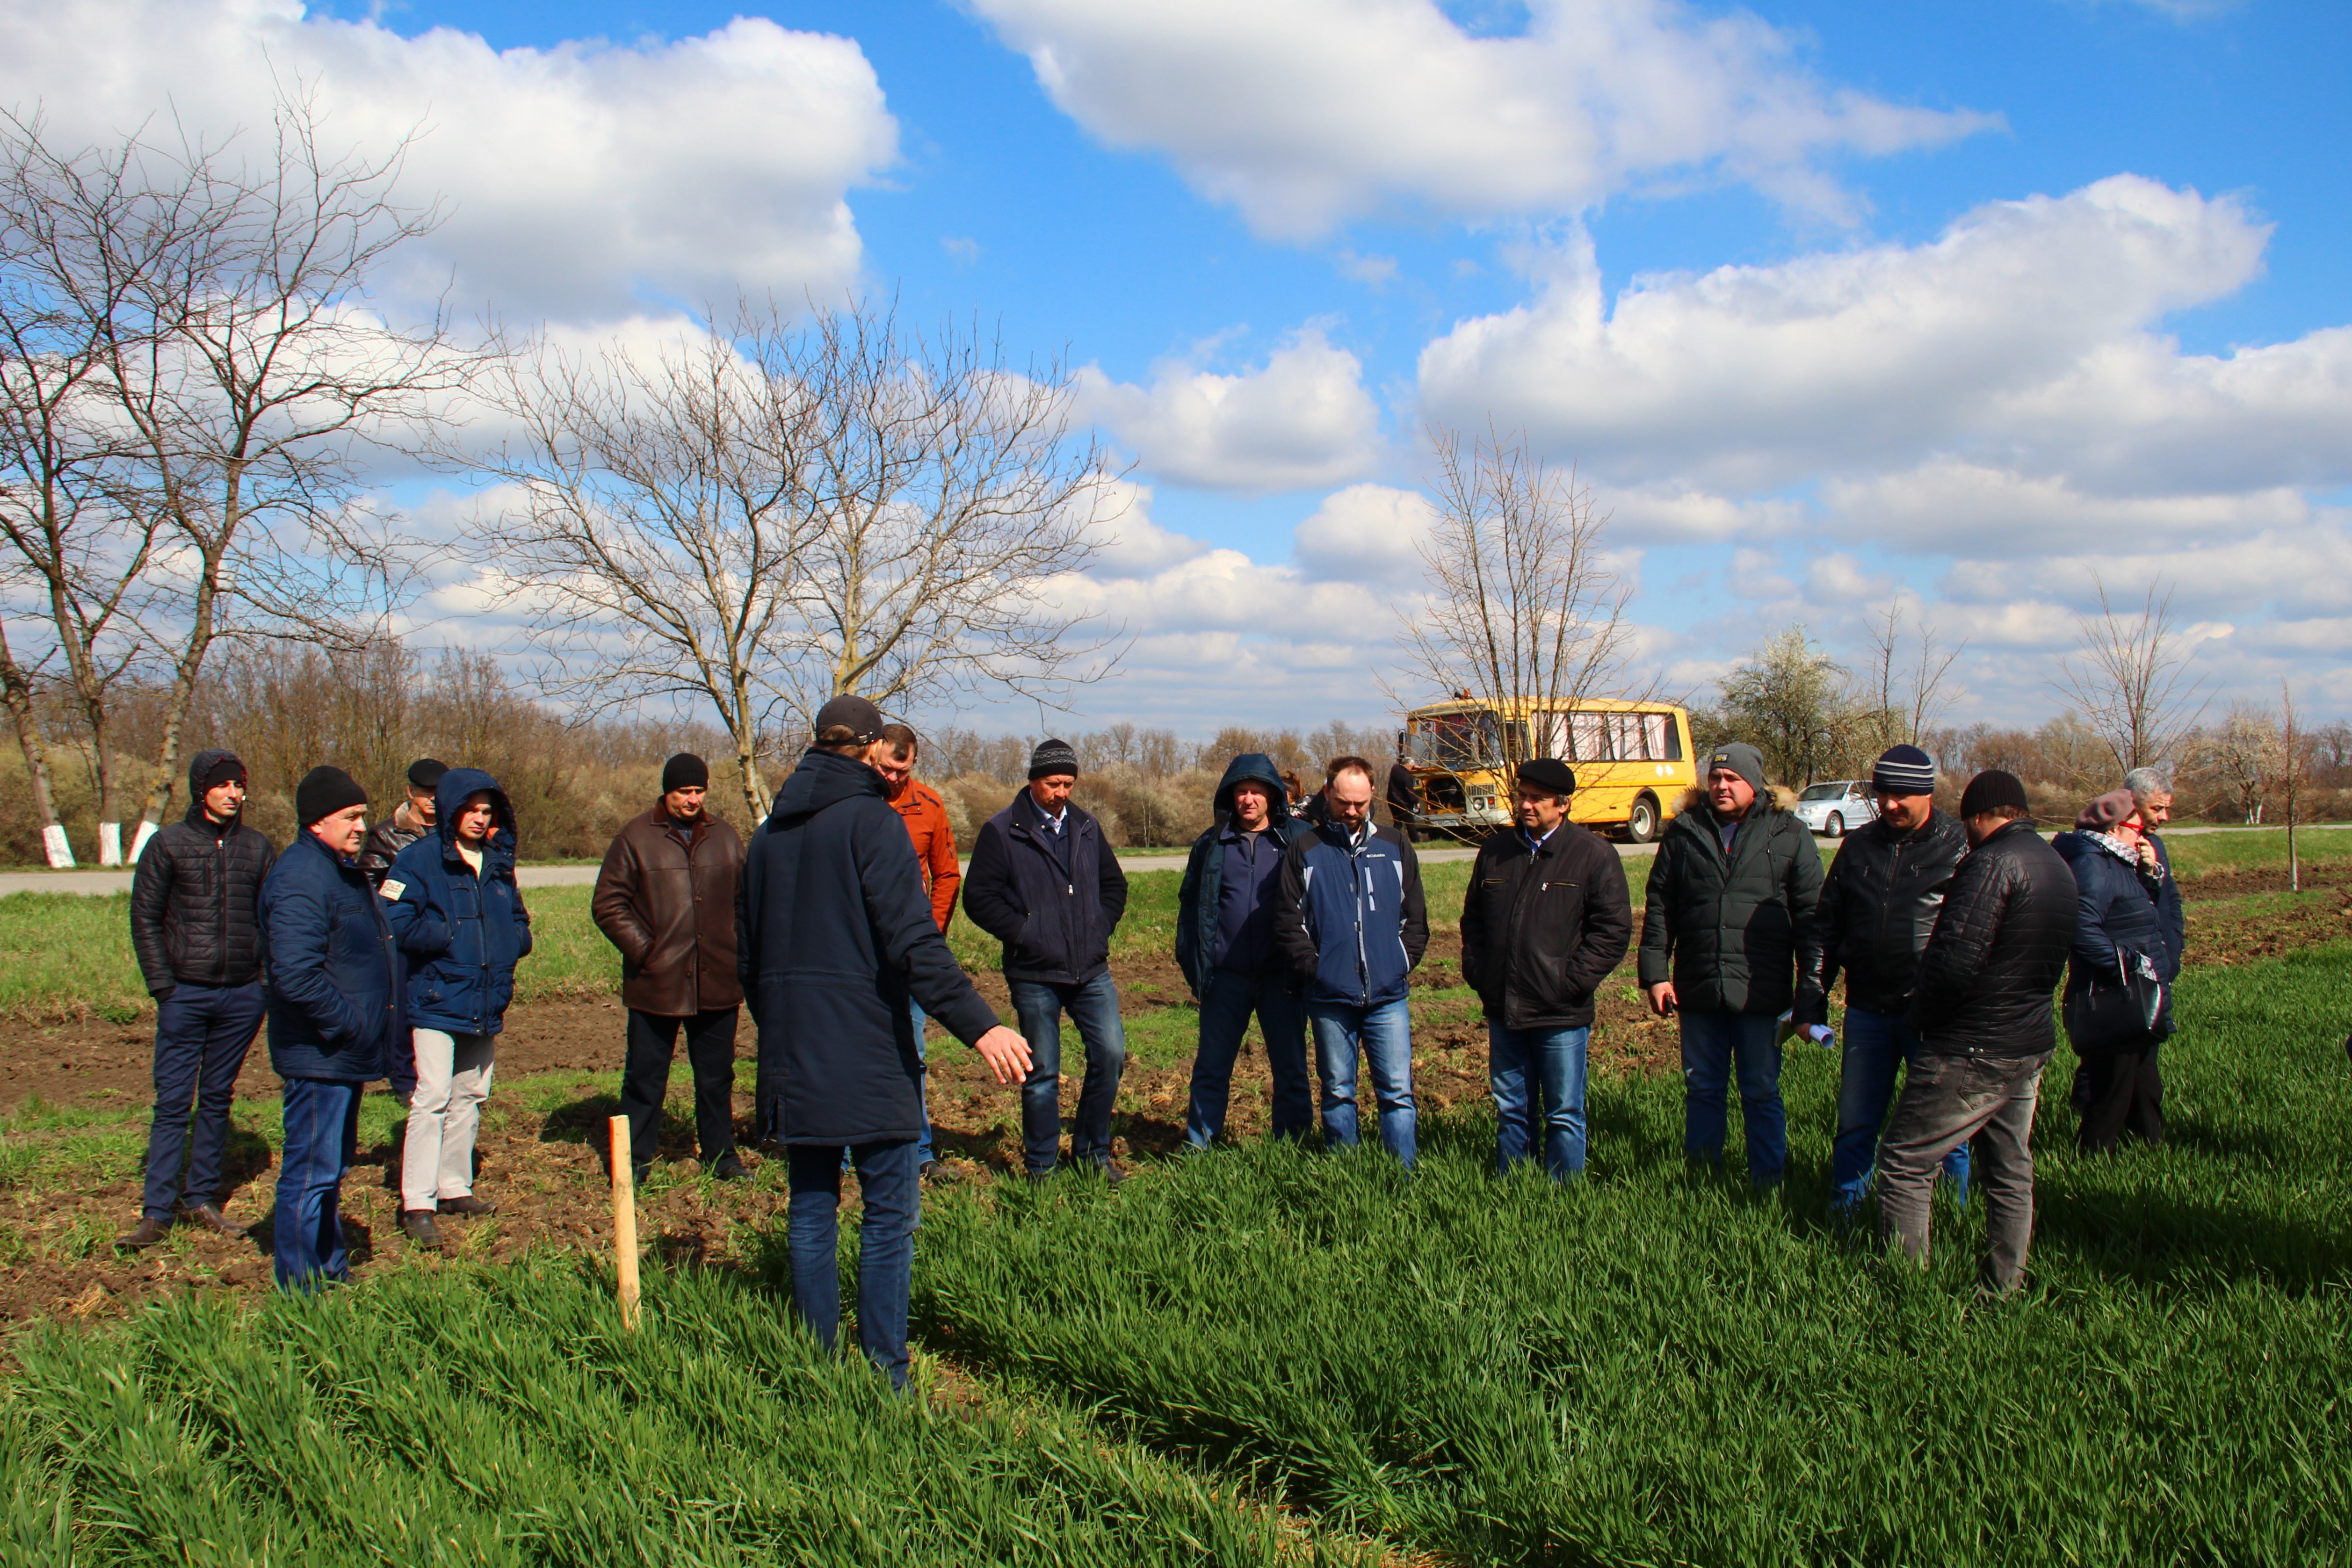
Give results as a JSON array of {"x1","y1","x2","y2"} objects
[{"x1": 609, "y1": 1114, "x2": 641, "y2": 1331}]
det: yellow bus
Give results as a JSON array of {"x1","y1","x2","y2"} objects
[{"x1": 1397, "y1": 696, "x2": 1697, "y2": 843}]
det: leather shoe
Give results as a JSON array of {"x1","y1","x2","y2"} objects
[
  {"x1": 179, "y1": 1202, "x2": 247, "y2": 1238},
  {"x1": 710, "y1": 1154, "x2": 747, "y2": 1182},
  {"x1": 400, "y1": 1210, "x2": 446, "y2": 1247},
  {"x1": 918, "y1": 1158, "x2": 942, "y2": 1183},
  {"x1": 437, "y1": 1194, "x2": 496, "y2": 1216},
  {"x1": 116, "y1": 1216, "x2": 172, "y2": 1250},
  {"x1": 1096, "y1": 1159, "x2": 1129, "y2": 1187}
]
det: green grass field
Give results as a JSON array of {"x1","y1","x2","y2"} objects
[{"x1": 909, "y1": 941, "x2": 2352, "y2": 1565}]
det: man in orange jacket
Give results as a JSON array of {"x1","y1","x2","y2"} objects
[{"x1": 877, "y1": 722, "x2": 960, "y2": 1177}]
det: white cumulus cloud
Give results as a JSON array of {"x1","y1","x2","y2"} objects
[
  {"x1": 964, "y1": 0, "x2": 1996, "y2": 239},
  {"x1": 1075, "y1": 327, "x2": 1383, "y2": 492},
  {"x1": 0, "y1": 0, "x2": 898, "y2": 323},
  {"x1": 1419, "y1": 175, "x2": 2295, "y2": 493}
]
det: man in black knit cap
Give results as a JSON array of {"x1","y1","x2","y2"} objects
[
  {"x1": 1878, "y1": 769, "x2": 2077, "y2": 1295},
  {"x1": 964, "y1": 737, "x2": 1131, "y2": 1181},
  {"x1": 594, "y1": 751, "x2": 748, "y2": 1180},
  {"x1": 121, "y1": 749, "x2": 275, "y2": 1249},
  {"x1": 261, "y1": 765, "x2": 396, "y2": 1290}
]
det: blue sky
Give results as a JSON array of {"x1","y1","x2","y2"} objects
[{"x1": 6, "y1": 0, "x2": 2346, "y2": 737}]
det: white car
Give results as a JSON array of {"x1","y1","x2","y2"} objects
[{"x1": 1793, "y1": 780, "x2": 1877, "y2": 838}]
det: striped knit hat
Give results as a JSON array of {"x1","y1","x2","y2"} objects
[{"x1": 1871, "y1": 744, "x2": 1937, "y2": 795}]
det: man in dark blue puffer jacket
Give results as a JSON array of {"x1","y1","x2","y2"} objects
[
  {"x1": 260, "y1": 766, "x2": 396, "y2": 1292},
  {"x1": 1274, "y1": 755, "x2": 1429, "y2": 1165},
  {"x1": 384, "y1": 767, "x2": 533, "y2": 1247},
  {"x1": 1176, "y1": 752, "x2": 1313, "y2": 1149}
]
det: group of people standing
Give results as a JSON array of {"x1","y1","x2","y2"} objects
[{"x1": 118, "y1": 704, "x2": 2189, "y2": 1380}]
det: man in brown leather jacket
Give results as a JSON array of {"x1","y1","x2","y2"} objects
[{"x1": 593, "y1": 753, "x2": 747, "y2": 1180}]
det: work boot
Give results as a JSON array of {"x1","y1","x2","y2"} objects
[
  {"x1": 437, "y1": 1194, "x2": 496, "y2": 1216},
  {"x1": 709, "y1": 1154, "x2": 747, "y2": 1183},
  {"x1": 399, "y1": 1210, "x2": 445, "y2": 1247},
  {"x1": 179, "y1": 1201, "x2": 246, "y2": 1238},
  {"x1": 116, "y1": 1216, "x2": 172, "y2": 1251}
]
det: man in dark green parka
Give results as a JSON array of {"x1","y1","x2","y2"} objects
[{"x1": 1638, "y1": 741, "x2": 1825, "y2": 1185}]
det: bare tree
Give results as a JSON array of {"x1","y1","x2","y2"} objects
[
  {"x1": 0, "y1": 98, "x2": 474, "y2": 861},
  {"x1": 0, "y1": 607, "x2": 67, "y2": 861},
  {"x1": 2053, "y1": 574, "x2": 2207, "y2": 777},
  {"x1": 1392, "y1": 425, "x2": 1640, "y2": 767},
  {"x1": 465, "y1": 310, "x2": 830, "y2": 821},
  {"x1": 469, "y1": 299, "x2": 1116, "y2": 820},
  {"x1": 779, "y1": 303, "x2": 1118, "y2": 723}
]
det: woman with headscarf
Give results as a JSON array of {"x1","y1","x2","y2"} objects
[{"x1": 2053, "y1": 788, "x2": 2182, "y2": 1152}]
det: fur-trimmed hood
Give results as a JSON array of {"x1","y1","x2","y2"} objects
[{"x1": 1674, "y1": 783, "x2": 1797, "y2": 819}]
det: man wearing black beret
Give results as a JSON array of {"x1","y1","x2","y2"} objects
[{"x1": 1459, "y1": 759, "x2": 1632, "y2": 1180}]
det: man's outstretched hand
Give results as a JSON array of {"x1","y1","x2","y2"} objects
[{"x1": 974, "y1": 1025, "x2": 1033, "y2": 1085}]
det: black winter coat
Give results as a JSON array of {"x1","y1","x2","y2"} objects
[
  {"x1": 1813, "y1": 809, "x2": 1968, "y2": 1020},
  {"x1": 2053, "y1": 830, "x2": 2182, "y2": 1044},
  {"x1": 129, "y1": 754, "x2": 276, "y2": 997},
  {"x1": 738, "y1": 750, "x2": 1001, "y2": 1145},
  {"x1": 1637, "y1": 794, "x2": 1824, "y2": 1018},
  {"x1": 963, "y1": 791, "x2": 1129, "y2": 986},
  {"x1": 1461, "y1": 822, "x2": 1633, "y2": 1031},
  {"x1": 1907, "y1": 820, "x2": 2077, "y2": 1058}
]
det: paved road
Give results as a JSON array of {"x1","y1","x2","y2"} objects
[{"x1": 2, "y1": 821, "x2": 2328, "y2": 896}]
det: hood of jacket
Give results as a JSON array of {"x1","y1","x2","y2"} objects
[
  {"x1": 434, "y1": 766, "x2": 517, "y2": 854},
  {"x1": 184, "y1": 748, "x2": 245, "y2": 828},
  {"x1": 2051, "y1": 828, "x2": 2138, "y2": 872},
  {"x1": 771, "y1": 747, "x2": 887, "y2": 827},
  {"x1": 1213, "y1": 752, "x2": 1292, "y2": 823}
]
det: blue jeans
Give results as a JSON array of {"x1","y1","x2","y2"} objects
[
  {"x1": 1186, "y1": 968, "x2": 1311, "y2": 1148},
  {"x1": 1010, "y1": 973, "x2": 1127, "y2": 1173},
  {"x1": 1490, "y1": 1022, "x2": 1590, "y2": 1180},
  {"x1": 1832, "y1": 1007, "x2": 1968, "y2": 1209},
  {"x1": 1310, "y1": 998, "x2": 1416, "y2": 1165},
  {"x1": 274, "y1": 1077, "x2": 365, "y2": 1292},
  {"x1": 142, "y1": 980, "x2": 264, "y2": 1219},
  {"x1": 788, "y1": 1138, "x2": 920, "y2": 1389},
  {"x1": 1680, "y1": 1011, "x2": 1787, "y2": 1185}
]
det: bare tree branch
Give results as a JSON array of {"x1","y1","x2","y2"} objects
[{"x1": 2052, "y1": 573, "x2": 2207, "y2": 777}]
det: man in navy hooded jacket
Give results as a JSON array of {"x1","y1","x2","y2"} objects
[
  {"x1": 260, "y1": 766, "x2": 396, "y2": 1291},
  {"x1": 1274, "y1": 755, "x2": 1430, "y2": 1165},
  {"x1": 1177, "y1": 752, "x2": 1312, "y2": 1148},
  {"x1": 384, "y1": 767, "x2": 532, "y2": 1248},
  {"x1": 738, "y1": 695, "x2": 1030, "y2": 1389}
]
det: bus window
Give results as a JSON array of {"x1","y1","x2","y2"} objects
[
  {"x1": 1657, "y1": 711, "x2": 1684, "y2": 760},
  {"x1": 1570, "y1": 711, "x2": 1611, "y2": 761},
  {"x1": 1410, "y1": 712, "x2": 1500, "y2": 768}
]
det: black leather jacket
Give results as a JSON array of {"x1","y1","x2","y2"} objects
[
  {"x1": 1461, "y1": 822, "x2": 1634, "y2": 1030},
  {"x1": 1907, "y1": 820, "x2": 2077, "y2": 1057},
  {"x1": 358, "y1": 812, "x2": 430, "y2": 889},
  {"x1": 129, "y1": 804, "x2": 277, "y2": 997},
  {"x1": 1812, "y1": 809, "x2": 1968, "y2": 1019}
]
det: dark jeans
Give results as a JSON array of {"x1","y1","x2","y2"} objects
[
  {"x1": 1009, "y1": 973, "x2": 1127, "y2": 1173},
  {"x1": 1309, "y1": 998, "x2": 1417, "y2": 1165},
  {"x1": 274, "y1": 1077, "x2": 365, "y2": 1292},
  {"x1": 620, "y1": 1007, "x2": 739, "y2": 1167},
  {"x1": 1879, "y1": 1050, "x2": 2050, "y2": 1294},
  {"x1": 1831, "y1": 1007, "x2": 1969, "y2": 1210},
  {"x1": 141, "y1": 980, "x2": 264, "y2": 1219},
  {"x1": 787, "y1": 1138, "x2": 921, "y2": 1390},
  {"x1": 387, "y1": 952, "x2": 417, "y2": 1101},
  {"x1": 1185, "y1": 967, "x2": 1311, "y2": 1148},
  {"x1": 2077, "y1": 1041, "x2": 2164, "y2": 1152},
  {"x1": 1679, "y1": 1010, "x2": 1786, "y2": 1185},
  {"x1": 1490, "y1": 1022, "x2": 1589, "y2": 1180}
]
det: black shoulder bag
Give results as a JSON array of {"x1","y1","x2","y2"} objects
[{"x1": 2064, "y1": 945, "x2": 2165, "y2": 1053}]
